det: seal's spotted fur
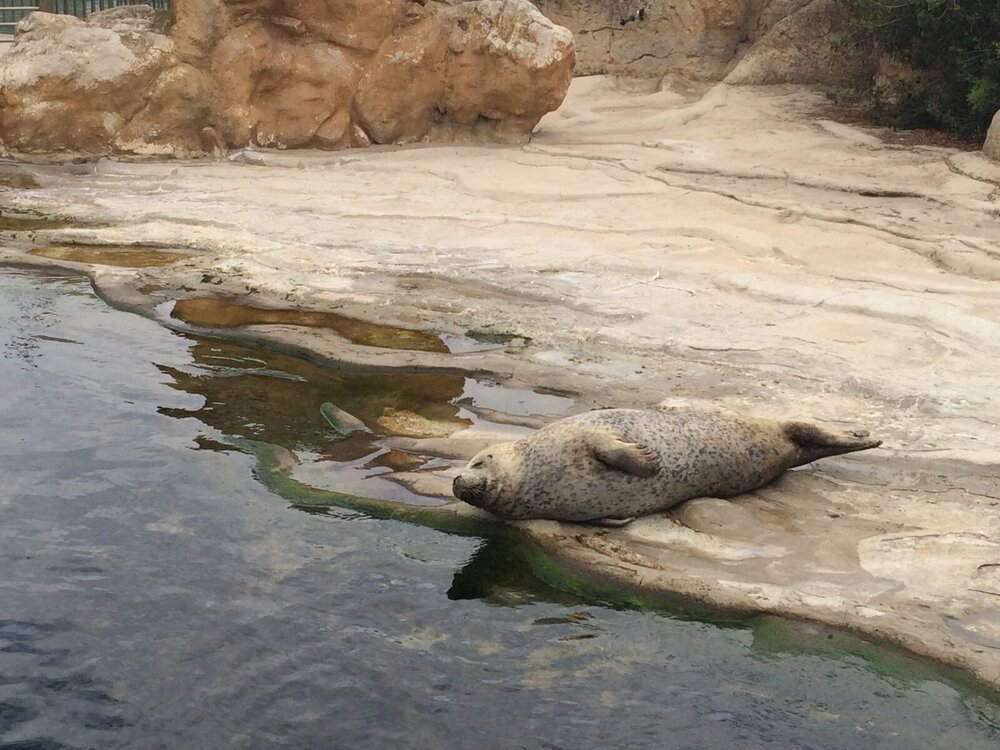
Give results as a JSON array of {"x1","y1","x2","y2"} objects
[{"x1": 452, "y1": 404, "x2": 881, "y2": 523}]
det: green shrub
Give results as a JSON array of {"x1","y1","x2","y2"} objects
[{"x1": 846, "y1": 0, "x2": 1000, "y2": 135}]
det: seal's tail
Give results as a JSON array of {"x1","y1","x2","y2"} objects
[{"x1": 784, "y1": 422, "x2": 882, "y2": 467}]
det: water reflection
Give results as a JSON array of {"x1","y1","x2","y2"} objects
[
  {"x1": 157, "y1": 338, "x2": 469, "y2": 453},
  {"x1": 448, "y1": 537, "x2": 584, "y2": 607}
]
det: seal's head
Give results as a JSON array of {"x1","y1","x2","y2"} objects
[{"x1": 452, "y1": 442, "x2": 524, "y2": 516}]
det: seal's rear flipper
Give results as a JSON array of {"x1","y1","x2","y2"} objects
[
  {"x1": 586, "y1": 428, "x2": 661, "y2": 478},
  {"x1": 785, "y1": 422, "x2": 882, "y2": 467}
]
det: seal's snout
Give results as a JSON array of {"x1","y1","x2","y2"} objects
[{"x1": 452, "y1": 475, "x2": 485, "y2": 506}]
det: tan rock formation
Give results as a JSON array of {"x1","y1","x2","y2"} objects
[
  {"x1": 208, "y1": 20, "x2": 362, "y2": 149},
  {"x1": 982, "y1": 111, "x2": 1000, "y2": 162},
  {"x1": 0, "y1": 0, "x2": 575, "y2": 156},
  {"x1": 725, "y1": 0, "x2": 870, "y2": 86},
  {"x1": 356, "y1": 0, "x2": 575, "y2": 144},
  {"x1": 533, "y1": 0, "x2": 872, "y2": 84},
  {"x1": 281, "y1": 0, "x2": 407, "y2": 51},
  {"x1": 0, "y1": 10, "x2": 179, "y2": 154}
]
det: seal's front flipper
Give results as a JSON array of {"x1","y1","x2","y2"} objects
[
  {"x1": 784, "y1": 422, "x2": 882, "y2": 467},
  {"x1": 588, "y1": 516, "x2": 636, "y2": 528},
  {"x1": 586, "y1": 429, "x2": 660, "y2": 478}
]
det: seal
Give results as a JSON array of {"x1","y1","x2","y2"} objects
[{"x1": 451, "y1": 404, "x2": 881, "y2": 523}]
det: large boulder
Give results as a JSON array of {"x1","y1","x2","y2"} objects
[
  {"x1": 0, "y1": 10, "x2": 190, "y2": 155},
  {"x1": 0, "y1": 0, "x2": 575, "y2": 156},
  {"x1": 356, "y1": 0, "x2": 575, "y2": 144}
]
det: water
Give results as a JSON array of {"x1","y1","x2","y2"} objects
[
  {"x1": 29, "y1": 246, "x2": 193, "y2": 268},
  {"x1": 2, "y1": 267, "x2": 999, "y2": 750},
  {"x1": 167, "y1": 297, "x2": 512, "y2": 355}
]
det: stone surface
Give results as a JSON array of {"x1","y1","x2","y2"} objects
[
  {"x1": 725, "y1": 0, "x2": 873, "y2": 85},
  {"x1": 208, "y1": 20, "x2": 362, "y2": 149},
  {"x1": 356, "y1": 0, "x2": 575, "y2": 144},
  {"x1": 6, "y1": 77, "x2": 1000, "y2": 686},
  {"x1": 984, "y1": 110, "x2": 1000, "y2": 162},
  {"x1": 0, "y1": 12, "x2": 175, "y2": 154},
  {"x1": 0, "y1": 0, "x2": 575, "y2": 155},
  {"x1": 534, "y1": 0, "x2": 871, "y2": 84}
]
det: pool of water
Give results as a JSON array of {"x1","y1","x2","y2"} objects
[
  {"x1": 166, "y1": 297, "x2": 508, "y2": 355},
  {"x1": 2, "y1": 266, "x2": 999, "y2": 750},
  {"x1": 29, "y1": 245, "x2": 193, "y2": 268}
]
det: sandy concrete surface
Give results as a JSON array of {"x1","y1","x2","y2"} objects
[{"x1": 3, "y1": 76, "x2": 1000, "y2": 688}]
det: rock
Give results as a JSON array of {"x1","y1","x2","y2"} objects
[
  {"x1": 0, "y1": 0, "x2": 575, "y2": 156},
  {"x1": 227, "y1": 148, "x2": 267, "y2": 165},
  {"x1": 982, "y1": 111, "x2": 1000, "y2": 162},
  {"x1": 171, "y1": 0, "x2": 230, "y2": 64},
  {"x1": 87, "y1": 4, "x2": 171, "y2": 34},
  {"x1": 115, "y1": 63, "x2": 214, "y2": 156},
  {"x1": 375, "y1": 408, "x2": 462, "y2": 438},
  {"x1": 281, "y1": 0, "x2": 407, "y2": 51},
  {"x1": 0, "y1": 162, "x2": 39, "y2": 188},
  {"x1": 200, "y1": 125, "x2": 227, "y2": 159},
  {"x1": 725, "y1": 0, "x2": 874, "y2": 86},
  {"x1": 0, "y1": 10, "x2": 176, "y2": 154},
  {"x1": 356, "y1": 0, "x2": 575, "y2": 144},
  {"x1": 534, "y1": 0, "x2": 874, "y2": 85},
  {"x1": 208, "y1": 20, "x2": 361, "y2": 149}
]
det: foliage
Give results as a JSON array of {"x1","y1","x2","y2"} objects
[{"x1": 845, "y1": 0, "x2": 1000, "y2": 135}]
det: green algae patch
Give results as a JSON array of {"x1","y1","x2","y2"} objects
[
  {"x1": 171, "y1": 297, "x2": 449, "y2": 353},
  {"x1": 30, "y1": 244, "x2": 194, "y2": 268}
]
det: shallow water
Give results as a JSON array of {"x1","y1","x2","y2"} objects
[
  {"x1": 2, "y1": 267, "x2": 999, "y2": 750},
  {"x1": 29, "y1": 245, "x2": 193, "y2": 268},
  {"x1": 168, "y1": 297, "x2": 513, "y2": 355},
  {"x1": 169, "y1": 297, "x2": 451, "y2": 353}
]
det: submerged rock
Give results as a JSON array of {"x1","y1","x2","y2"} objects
[{"x1": 0, "y1": 0, "x2": 575, "y2": 156}]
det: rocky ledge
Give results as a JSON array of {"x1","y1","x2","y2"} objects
[
  {"x1": 3, "y1": 77, "x2": 1000, "y2": 691},
  {"x1": 0, "y1": 0, "x2": 575, "y2": 156}
]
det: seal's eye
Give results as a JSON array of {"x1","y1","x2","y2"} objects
[{"x1": 470, "y1": 460, "x2": 484, "y2": 469}]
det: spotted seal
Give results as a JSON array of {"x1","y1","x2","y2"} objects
[{"x1": 452, "y1": 404, "x2": 881, "y2": 523}]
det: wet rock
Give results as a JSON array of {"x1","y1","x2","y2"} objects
[
  {"x1": 375, "y1": 408, "x2": 463, "y2": 438},
  {"x1": 0, "y1": 0, "x2": 575, "y2": 156}
]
